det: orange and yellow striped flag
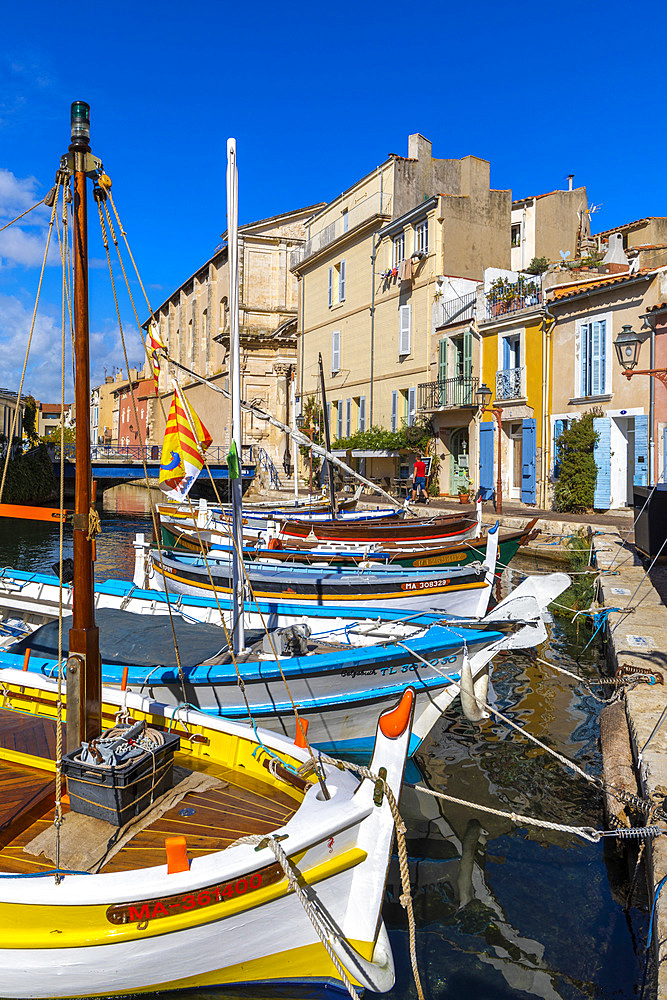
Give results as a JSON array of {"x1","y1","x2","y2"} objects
[
  {"x1": 159, "y1": 385, "x2": 212, "y2": 501},
  {"x1": 148, "y1": 322, "x2": 166, "y2": 395}
]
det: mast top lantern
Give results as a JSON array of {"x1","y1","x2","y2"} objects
[{"x1": 70, "y1": 101, "x2": 90, "y2": 149}]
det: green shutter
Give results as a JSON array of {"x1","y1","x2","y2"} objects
[
  {"x1": 438, "y1": 338, "x2": 448, "y2": 405},
  {"x1": 462, "y1": 327, "x2": 473, "y2": 404}
]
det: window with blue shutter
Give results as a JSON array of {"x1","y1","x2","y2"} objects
[
  {"x1": 593, "y1": 416, "x2": 611, "y2": 508},
  {"x1": 408, "y1": 387, "x2": 416, "y2": 427},
  {"x1": 521, "y1": 418, "x2": 537, "y2": 503},
  {"x1": 399, "y1": 305, "x2": 411, "y2": 356},
  {"x1": 553, "y1": 418, "x2": 569, "y2": 477},
  {"x1": 634, "y1": 414, "x2": 648, "y2": 487},
  {"x1": 339, "y1": 260, "x2": 346, "y2": 302},
  {"x1": 581, "y1": 320, "x2": 607, "y2": 396},
  {"x1": 336, "y1": 403, "x2": 343, "y2": 441},
  {"x1": 479, "y1": 421, "x2": 495, "y2": 501},
  {"x1": 345, "y1": 398, "x2": 351, "y2": 437},
  {"x1": 391, "y1": 390, "x2": 398, "y2": 432},
  {"x1": 331, "y1": 330, "x2": 341, "y2": 374}
]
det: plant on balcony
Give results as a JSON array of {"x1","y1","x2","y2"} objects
[
  {"x1": 525, "y1": 256, "x2": 549, "y2": 275},
  {"x1": 457, "y1": 478, "x2": 472, "y2": 502}
]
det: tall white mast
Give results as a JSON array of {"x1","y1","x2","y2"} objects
[
  {"x1": 291, "y1": 374, "x2": 299, "y2": 503},
  {"x1": 227, "y1": 138, "x2": 244, "y2": 652}
]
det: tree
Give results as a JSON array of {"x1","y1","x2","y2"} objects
[
  {"x1": 23, "y1": 396, "x2": 38, "y2": 447},
  {"x1": 42, "y1": 425, "x2": 76, "y2": 445},
  {"x1": 553, "y1": 408, "x2": 602, "y2": 512}
]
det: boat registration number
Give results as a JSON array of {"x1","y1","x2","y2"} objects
[
  {"x1": 106, "y1": 862, "x2": 282, "y2": 928},
  {"x1": 401, "y1": 578, "x2": 451, "y2": 591},
  {"x1": 413, "y1": 553, "x2": 461, "y2": 567}
]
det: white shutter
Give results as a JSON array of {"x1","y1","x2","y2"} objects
[
  {"x1": 391, "y1": 390, "x2": 398, "y2": 432},
  {"x1": 399, "y1": 305, "x2": 411, "y2": 355},
  {"x1": 339, "y1": 260, "x2": 346, "y2": 302},
  {"x1": 346, "y1": 398, "x2": 351, "y2": 436},
  {"x1": 328, "y1": 267, "x2": 333, "y2": 308},
  {"x1": 331, "y1": 330, "x2": 341, "y2": 373},
  {"x1": 359, "y1": 395, "x2": 366, "y2": 431},
  {"x1": 408, "y1": 387, "x2": 416, "y2": 427}
]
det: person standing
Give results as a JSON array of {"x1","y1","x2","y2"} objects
[{"x1": 411, "y1": 454, "x2": 428, "y2": 503}]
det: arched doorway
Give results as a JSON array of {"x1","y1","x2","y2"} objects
[{"x1": 449, "y1": 427, "x2": 470, "y2": 495}]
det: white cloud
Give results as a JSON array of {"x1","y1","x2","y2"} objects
[
  {"x1": 0, "y1": 169, "x2": 41, "y2": 216},
  {"x1": 0, "y1": 293, "x2": 143, "y2": 401},
  {"x1": 0, "y1": 169, "x2": 57, "y2": 269}
]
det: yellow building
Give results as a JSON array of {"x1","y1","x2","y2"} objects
[
  {"x1": 291, "y1": 135, "x2": 511, "y2": 485},
  {"x1": 477, "y1": 268, "x2": 551, "y2": 507}
]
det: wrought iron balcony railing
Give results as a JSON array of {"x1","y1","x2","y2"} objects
[
  {"x1": 439, "y1": 291, "x2": 476, "y2": 327},
  {"x1": 495, "y1": 366, "x2": 524, "y2": 400},
  {"x1": 484, "y1": 284, "x2": 542, "y2": 320},
  {"x1": 418, "y1": 375, "x2": 478, "y2": 411}
]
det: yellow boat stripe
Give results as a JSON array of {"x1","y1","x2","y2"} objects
[{"x1": 0, "y1": 847, "x2": 367, "y2": 948}]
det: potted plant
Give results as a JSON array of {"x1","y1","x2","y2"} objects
[{"x1": 457, "y1": 478, "x2": 472, "y2": 503}]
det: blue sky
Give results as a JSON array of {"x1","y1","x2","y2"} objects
[{"x1": 0, "y1": 0, "x2": 663, "y2": 400}]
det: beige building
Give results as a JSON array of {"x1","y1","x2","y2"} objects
[
  {"x1": 143, "y1": 205, "x2": 322, "y2": 485},
  {"x1": 510, "y1": 184, "x2": 589, "y2": 272},
  {"x1": 91, "y1": 375, "x2": 118, "y2": 446},
  {"x1": 291, "y1": 134, "x2": 511, "y2": 487},
  {"x1": 593, "y1": 217, "x2": 667, "y2": 256},
  {"x1": 38, "y1": 402, "x2": 72, "y2": 439},
  {"x1": 548, "y1": 267, "x2": 667, "y2": 508}
]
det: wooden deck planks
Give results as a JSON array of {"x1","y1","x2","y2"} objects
[{"x1": 0, "y1": 708, "x2": 60, "y2": 760}]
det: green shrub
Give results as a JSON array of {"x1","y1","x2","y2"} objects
[
  {"x1": 553, "y1": 409, "x2": 602, "y2": 512},
  {"x1": 525, "y1": 256, "x2": 549, "y2": 275},
  {"x1": 550, "y1": 530, "x2": 596, "y2": 619},
  {"x1": 0, "y1": 444, "x2": 57, "y2": 503}
]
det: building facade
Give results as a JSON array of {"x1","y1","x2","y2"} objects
[
  {"x1": 510, "y1": 185, "x2": 589, "y2": 272},
  {"x1": 144, "y1": 205, "x2": 321, "y2": 484},
  {"x1": 291, "y1": 135, "x2": 511, "y2": 469}
]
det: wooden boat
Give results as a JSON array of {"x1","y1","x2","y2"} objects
[
  {"x1": 161, "y1": 517, "x2": 539, "y2": 570},
  {"x1": 0, "y1": 106, "x2": 418, "y2": 998},
  {"x1": 145, "y1": 523, "x2": 501, "y2": 617}
]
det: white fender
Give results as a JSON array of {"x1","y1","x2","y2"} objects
[{"x1": 460, "y1": 647, "x2": 488, "y2": 722}]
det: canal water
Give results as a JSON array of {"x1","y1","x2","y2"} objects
[{"x1": 0, "y1": 486, "x2": 651, "y2": 999}]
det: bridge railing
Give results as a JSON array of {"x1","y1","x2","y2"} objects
[{"x1": 55, "y1": 444, "x2": 254, "y2": 464}]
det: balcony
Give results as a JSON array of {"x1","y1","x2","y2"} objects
[
  {"x1": 418, "y1": 375, "x2": 479, "y2": 411},
  {"x1": 484, "y1": 281, "x2": 542, "y2": 321},
  {"x1": 438, "y1": 291, "x2": 476, "y2": 328},
  {"x1": 290, "y1": 191, "x2": 392, "y2": 270},
  {"x1": 495, "y1": 366, "x2": 524, "y2": 401}
]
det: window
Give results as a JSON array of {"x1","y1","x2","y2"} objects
[
  {"x1": 201, "y1": 308, "x2": 208, "y2": 350},
  {"x1": 393, "y1": 233, "x2": 405, "y2": 267},
  {"x1": 336, "y1": 402, "x2": 343, "y2": 440},
  {"x1": 511, "y1": 223, "x2": 521, "y2": 248},
  {"x1": 358, "y1": 395, "x2": 366, "y2": 431},
  {"x1": 331, "y1": 330, "x2": 341, "y2": 374},
  {"x1": 407, "y1": 387, "x2": 416, "y2": 427},
  {"x1": 399, "y1": 304, "x2": 411, "y2": 356},
  {"x1": 328, "y1": 261, "x2": 345, "y2": 306},
  {"x1": 579, "y1": 319, "x2": 607, "y2": 396},
  {"x1": 345, "y1": 398, "x2": 351, "y2": 437},
  {"x1": 391, "y1": 390, "x2": 398, "y2": 432},
  {"x1": 415, "y1": 219, "x2": 429, "y2": 255},
  {"x1": 342, "y1": 209, "x2": 348, "y2": 233}
]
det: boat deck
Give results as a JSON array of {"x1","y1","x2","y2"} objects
[{"x1": 0, "y1": 709, "x2": 299, "y2": 875}]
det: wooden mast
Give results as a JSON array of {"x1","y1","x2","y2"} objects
[{"x1": 66, "y1": 101, "x2": 101, "y2": 750}]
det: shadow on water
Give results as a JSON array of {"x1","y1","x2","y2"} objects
[{"x1": 0, "y1": 510, "x2": 650, "y2": 999}]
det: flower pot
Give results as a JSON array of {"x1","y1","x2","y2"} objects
[{"x1": 458, "y1": 493, "x2": 470, "y2": 504}]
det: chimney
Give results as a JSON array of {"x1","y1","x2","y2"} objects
[
  {"x1": 408, "y1": 134, "x2": 432, "y2": 162},
  {"x1": 602, "y1": 232, "x2": 629, "y2": 273},
  {"x1": 567, "y1": 174, "x2": 574, "y2": 191}
]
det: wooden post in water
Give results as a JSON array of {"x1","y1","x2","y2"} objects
[{"x1": 67, "y1": 101, "x2": 101, "y2": 751}]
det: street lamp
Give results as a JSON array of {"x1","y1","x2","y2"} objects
[
  {"x1": 614, "y1": 324, "x2": 667, "y2": 387},
  {"x1": 476, "y1": 382, "x2": 503, "y2": 514}
]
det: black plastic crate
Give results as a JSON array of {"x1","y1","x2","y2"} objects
[{"x1": 62, "y1": 729, "x2": 180, "y2": 826}]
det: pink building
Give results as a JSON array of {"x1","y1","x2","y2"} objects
[{"x1": 114, "y1": 376, "x2": 153, "y2": 451}]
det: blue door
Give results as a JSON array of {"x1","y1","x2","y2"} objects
[
  {"x1": 634, "y1": 414, "x2": 649, "y2": 487},
  {"x1": 521, "y1": 418, "x2": 537, "y2": 503},
  {"x1": 479, "y1": 421, "x2": 495, "y2": 501},
  {"x1": 593, "y1": 417, "x2": 611, "y2": 508}
]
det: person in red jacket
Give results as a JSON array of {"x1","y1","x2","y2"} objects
[{"x1": 410, "y1": 454, "x2": 428, "y2": 503}]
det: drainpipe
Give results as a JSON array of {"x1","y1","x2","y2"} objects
[
  {"x1": 369, "y1": 167, "x2": 383, "y2": 426},
  {"x1": 541, "y1": 289, "x2": 556, "y2": 508},
  {"x1": 521, "y1": 205, "x2": 527, "y2": 271}
]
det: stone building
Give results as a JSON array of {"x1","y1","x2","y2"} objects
[
  {"x1": 291, "y1": 134, "x2": 511, "y2": 486},
  {"x1": 510, "y1": 184, "x2": 589, "y2": 271},
  {"x1": 143, "y1": 204, "x2": 323, "y2": 483}
]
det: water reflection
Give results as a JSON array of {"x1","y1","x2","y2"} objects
[{"x1": 0, "y1": 504, "x2": 648, "y2": 999}]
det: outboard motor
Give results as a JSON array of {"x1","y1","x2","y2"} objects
[{"x1": 263, "y1": 623, "x2": 312, "y2": 656}]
